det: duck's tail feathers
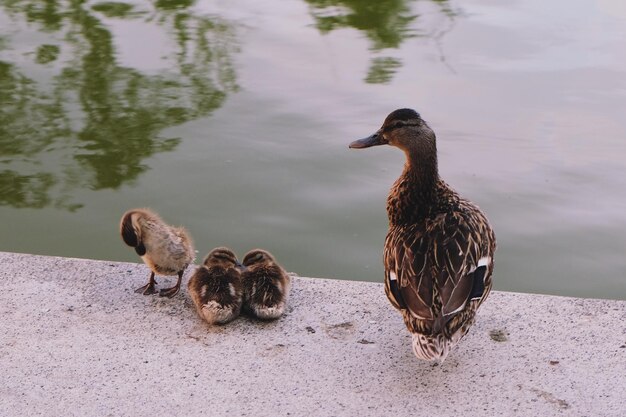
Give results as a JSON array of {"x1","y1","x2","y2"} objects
[{"x1": 411, "y1": 333, "x2": 453, "y2": 363}]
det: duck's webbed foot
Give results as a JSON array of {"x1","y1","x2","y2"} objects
[
  {"x1": 135, "y1": 272, "x2": 158, "y2": 295},
  {"x1": 158, "y1": 285, "x2": 180, "y2": 298},
  {"x1": 159, "y1": 271, "x2": 183, "y2": 298}
]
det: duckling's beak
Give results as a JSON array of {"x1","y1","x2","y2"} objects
[
  {"x1": 236, "y1": 261, "x2": 246, "y2": 271},
  {"x1": 349, "y1": 131, "x2": 385, "y2": 149}
]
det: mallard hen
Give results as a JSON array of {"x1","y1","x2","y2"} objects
[
  {"x1": 188, "y1": 247, "x2": 244, "y2": 325},
  {"x1": 120, "y1": 208, "x2": 194, "y2": 298},
  {"x1": 349, "y1": 108, "x2": 496, "y2": 362},
  {"x1": 241, "y1": 249, "x2": 291, "y2": 320}
]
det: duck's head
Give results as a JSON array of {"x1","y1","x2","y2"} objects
[
  {"x1": 204, "y1": 247, "x2": 243, "y2": 269},
  {"x1": 120, "y1": 209, "x2": 151, "y2": 256},
  {"x1": 242, "y1": 249, "x2": 276, "y2": 267},
  {"x1": 349, "y1": 108, "x2": 436, "y2": 155}
]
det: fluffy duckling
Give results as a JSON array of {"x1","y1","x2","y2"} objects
[
  {"x1": 188, "y1": 247, "x2": 244, "y2": 325},
  {"x1": 350, "y1": 109, "x2": 496, "y2": 362},
  {"x1": 120, "y1": 208, "x2": 194, "y2": 298},
  {"x1": 241, "y1": 249, "x2": 291, "y2": 320}
]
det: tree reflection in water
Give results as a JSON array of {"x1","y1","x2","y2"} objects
[
  {"x1": 305, "y1": 0, "x2": 461, "y2": 84},
  {"x1": 0, "y1": 0, "x2": 238, "y2": 210}
]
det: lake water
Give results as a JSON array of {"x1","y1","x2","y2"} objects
[{"x1": 1, "y1": 0, "x2": 625, "y2": 300}]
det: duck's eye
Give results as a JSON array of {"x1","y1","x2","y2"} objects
[{"x1": 382, "y1": 122, "x2": 404, "y2": 134}]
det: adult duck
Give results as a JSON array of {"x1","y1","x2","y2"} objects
[{"x1": 349, "y1": 108, "x2": 496, "y2": 362}]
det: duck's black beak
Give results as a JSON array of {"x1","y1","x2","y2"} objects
[{"x1": 349, "y1": 131, "x2": 385, "y2": 149}]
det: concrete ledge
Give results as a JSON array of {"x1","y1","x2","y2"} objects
[{"x1": 0, "y1": 251, "x2": 624, "y2": 416}]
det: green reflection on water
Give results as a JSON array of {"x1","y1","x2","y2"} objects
[
  {"x1": 305, "y1": 0, "x2": 460, "y2": 83},
  {"x1": 0, "y1": 0, "x2": 238, "y2": 209},
  {"x1": 91, "y1": 2, "x2": 136, "y2": 18},
  {"x1": 365, "y1": 56, "x2": 402, "y2": 84},
  {"x1": 306, "y1": 0, "x2": 417, "y2": 49}
]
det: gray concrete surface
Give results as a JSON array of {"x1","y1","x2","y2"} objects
[{"x1": 0, "y1": 251, "x2": 625, "y2": 417}]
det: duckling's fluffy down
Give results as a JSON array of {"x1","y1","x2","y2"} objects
[
  {"x1": 248, "y1": 298, "x2": 289, "y2": 320},
  {"x1": 198, "y1": 300, "x2": 241, "y2": 324},
  {"x1": 188, "y1": 264, "x2": 243, "y2": 325},
  {"x1": 242, "y1": 266, "x2": 291, "y2": 320}
]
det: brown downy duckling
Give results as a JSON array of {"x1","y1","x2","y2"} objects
[
  {"x1": 188, "y1": 247, "x2": 244, "y2": 325},
  {"x1": 241, "y1": 249, "x2": 291, "y2": 320},
  {"x1": 350, "y1": 108, "x2": 496, "y2": 362},
  {"x1": 120, "y1": 208, "x2": 195, "y2": 298}
]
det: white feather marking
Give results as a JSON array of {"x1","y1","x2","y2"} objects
[
  {"x1": 200, "y1": 285, "x2": 207, "y2": 298},
  {"x1": 477, "y1": 256, "x2": 491, "y2": 267},
  {"x1": 389, "y1": 271, "x2": 397, "y2": 281},
  {"x1": 229, "y1": 283, "x2": 236, "y2": 297},
  {"x1": 468, "y1": 256, "x2": 491, "y2": 274}
]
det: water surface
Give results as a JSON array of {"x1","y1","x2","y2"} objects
[{"x1": 1, "y1": 0, "x2": 625, "y2": 299}]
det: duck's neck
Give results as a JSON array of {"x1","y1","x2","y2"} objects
[{"x1": 387, "y1": 149, "x2": 439, "y2": 225}]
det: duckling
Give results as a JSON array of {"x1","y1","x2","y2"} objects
[
  {"x1": 350, "y1": 108, "x2": 496, "y2": 362},
  {"x1": 188, "y1": 247, "x2": 244, "y2": 325},
  {"x1": 120, "y1": 208, "x2": 194, "y2": 298},
  {"x1": 241, "y1": 249, "x2": 291, "y2": 320}
]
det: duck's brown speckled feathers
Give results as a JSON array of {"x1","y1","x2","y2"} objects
[
  {"x1": 241, "y1": 249, "x2": 291, "y2": 320},
  {"x1": 188, "y1": 247, "x2": 243, "y2": 325},
  {"x1": 119, "y1": 208, "x2": 194, "y2": 298},
  {"x1": 350, "y1": 108, "x2": 496, "y2": 362}
]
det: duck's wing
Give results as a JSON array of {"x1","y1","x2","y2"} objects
[
  {"x1": 384, "y1": 226, "x2": 431, "y2": 318},
  {"x1": 431, "y1": 212, "x2": 493, "y2": 318},
  {"x1": 385, "y1": 211, "x2": 494, "y2": 329},
  {"x1": 169, "y1": 226, "x2": 195, "y2": 261}
]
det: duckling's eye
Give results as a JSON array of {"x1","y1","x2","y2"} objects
[
  {"x1": 244, "y1": 252, "x2": 264, "y2": 265},
  {"x1": 212, "y1": 251, "x2": 236, "y2": 264}
]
